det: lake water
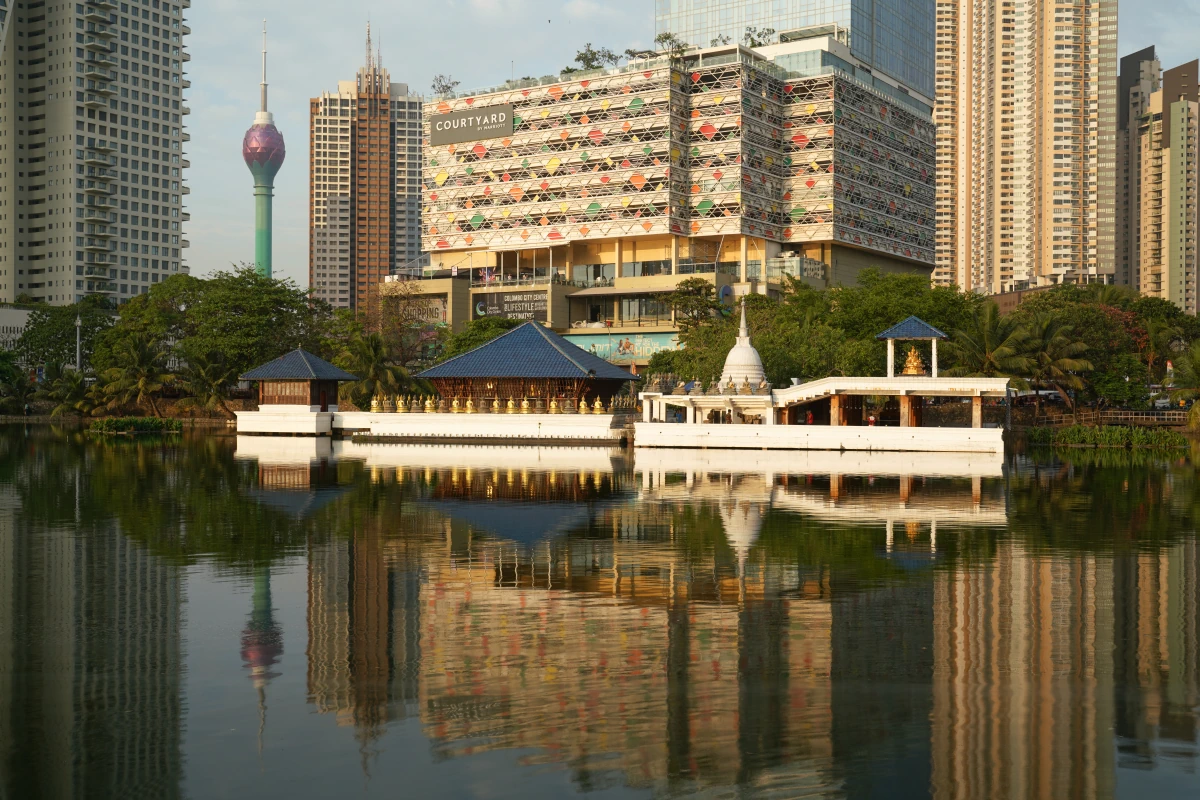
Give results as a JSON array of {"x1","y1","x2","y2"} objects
[{"x1": 1, "y1": 426, "x2": 1198, "y2": 799}]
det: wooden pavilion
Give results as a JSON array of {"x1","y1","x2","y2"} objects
[{"x1": 417, "y1": 321, "x2": 637, "y2": 409}]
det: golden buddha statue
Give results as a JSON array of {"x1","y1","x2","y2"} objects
[
  {"x1": 549, "y1": 397, "x2": 560, "y2": 414},
  {"x1": 424, "y1": 397, "x2": 436, "y2": 413},
  {"x1": 370, "y1": 394, "x2": 382, "y2": 413},
  {"x1": 396, "y1": 395, "x2": 407, "y2": 413},
  {"x1": 593, "y1": 396, "x2": 605, "y2": 413},
  {"x1": 465, "y1": 397, "x2": 476, "y2": 414},
  {"x1": 520, "y1": 397, "x2": 531, "y2": 414},
  {"x1": 901, "y1": 346, "x2": 926, "y2": 376},
  {"x1": 451, "y1": 397, "x2": 462, "y2": 414},
  {"x1": 506, "y1": 396, "x2": 517, "y2": 414},
  {"x1": 492, "y1": 397, "x2": 501, "y2": 413},
  {"x1": 579, "y1": 398, "x2": 590, "y2": 415}
]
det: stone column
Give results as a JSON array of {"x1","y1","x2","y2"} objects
[
  {"x1": 686, "y1": 404, "x2": 696, "y2": 424},
  {"x1": 931, "y1": 338, "x2": 939, "y2": 378},
  {"x1": 830, "y1": 394, "x2": 843, "y2": 426},
  {"x1": 887, "y1": 339, "x2": 895, "y2": 378},
  {"x1": 899, "y1": 395, "x2": 912, "y2": 427},
  {"x1": 764, "y1": 403, "x2": 776, "y2": 425},
  {"x1": 971, "y1": 396, "x2": 983, "y2": 428},
  {"x1": 643, "y1": 398, "x2": 652, "y2": 423}
]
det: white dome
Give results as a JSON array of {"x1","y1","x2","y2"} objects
[{"x1": 720, "y1": 301, "x2": 766, "y2": 387}]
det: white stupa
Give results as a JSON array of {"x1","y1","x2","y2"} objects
[{"x1": 720, "y1": 299, "x2": 767, "y2": 388}]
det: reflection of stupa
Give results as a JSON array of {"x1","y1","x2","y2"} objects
[
  {"x1": 240, "y1": 566, "x2": 283, "y2": 752},
  {"x1": 720, "y1": 300, "x2": 767, "y2": 388}
]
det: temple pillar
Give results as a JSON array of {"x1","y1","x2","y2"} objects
[
  {"x1": 899, "y1": 475, "x2": 913, "y2": 503},
  {"x1": 686, "y1": 404, "x2": 696, "y2": 424},
  {"x1": 830, "y1": 394, "x2": 843, "y2": 426},
  {"x1": 643, "y1": 399, "x2": 652, "y2": 423},
  {"x1": 899, "y1": 395, "x2": 913, "y2": 427},
  {"x1": 931, "y1": 338, "x2": 939, "y2": 378},
  {"x1": 887, "y1": 339, "x2": 895, "y2": 378},
  {"x1": 764, "y1": 404, "x2": 776, "y2": 425},
  {"x1": 972, "y1": 396, "x2": 983, "y2": 428}
]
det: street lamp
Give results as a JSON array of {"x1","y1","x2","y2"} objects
[{"x1": 75, "y1": 315, "x2": 82, "y2": 372}]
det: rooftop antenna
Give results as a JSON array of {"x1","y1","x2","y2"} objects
[
  {"x1": 365, "y1": 19, "x2": 373, "y2": 72},
  {"x1": 259, "y1": 20, "x2": 268, "y2": 115}
]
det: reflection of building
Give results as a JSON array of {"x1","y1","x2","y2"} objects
[
  {"x1": 931, "y1": 543, "x2": 1116, "y2": 799},
  {"x1": 1114, "y1": 541, "x2": 1200, "y2": 772},
  {"x1": 306, "y1": 533, "x2": 421, "y2": 742},
  {"x1": 406, "y1": 34, "x2": 934, "y2": 365},
  {"x1": 0, "y1": 510, "x2": 184, "y2": 798},
  {"x1": 309, "y1": 25, "x2": 423, "y2": 311}
]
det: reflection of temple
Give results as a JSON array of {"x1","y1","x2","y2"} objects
[
  {"x1": 1114, "y1": 540, "x2": 1200, "y2": 772},
  {"x1": 931, "y1": 543, "x2": 1116, "y2": 799},
  {"x1": 0, "y1": 490, "x2": 183, "y2": 798}
]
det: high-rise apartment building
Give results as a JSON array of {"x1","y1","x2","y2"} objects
[
  {"x1": 933, "y1": 0, "x2": 1117, "y2": 292},
  {"x1": 654, "y1": 0, "x2": 935, "y2": 99},
  {"x1": 309, "y1": 31, "x2": 422, "y2": 313},
  {"x1": 0, "y1": 0, "x2": 191, "y2": 306},
  {"x1": 1116, "y1": 54, "x2": 1199, "y2": 313}
]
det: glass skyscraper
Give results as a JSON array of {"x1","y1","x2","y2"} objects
[{"x1": 653, "y1": 0, "x2": 934, "y2": 98}]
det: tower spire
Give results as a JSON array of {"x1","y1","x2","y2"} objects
[
  {"x1": 365, "y1": 20, "x2": 373, "y2": 72},
  {"x1": 260, "y1": 20, "x2": 268, "y2": 114}
]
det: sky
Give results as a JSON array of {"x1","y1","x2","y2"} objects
[{"x1": 185, "y1": 0, "x2": 1200, "y2": 288}]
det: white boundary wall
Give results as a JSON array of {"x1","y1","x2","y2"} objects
[
  {"x1": 633, "y1": 423, "x2": 1004, "y2": 453},
  {"x1": 333, "y1": 412, "x2": 624, "y2": 442},
  {"x1": 236, "y1": 408, "x2": 334, "y2": 435}
]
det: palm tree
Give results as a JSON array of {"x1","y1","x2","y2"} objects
[
  {"x1": 39, "y1": 367, "x2": 96, "y2": 418},
  {"x1": 0, "y1": 370, "x2": 36, "y2": 415},
  {"x1": 100, "y1": 335, "x2": 172, "y2": 417},
  {"x1": 1086, "y1": 283, "x2": 1138, "y2": 308},
  {"x1": 944, "y1": 302, "x2": 1031, "y2": 380},
  {"x1": 1168, "y1": 341, "x2": 1200, "y2": 430},
  {"x1": 1142, "y1": 318, "x2": 1183, "y2": 383},
  {"x1": 337, "y1": 333, "x2": 409, "y2": 410},
  {"x1": 178, "y1": 350, "x2": 237, "y2": 418},
  {"x1": 1023, "y1": 314, "x2": 1094, "y2": 416}
]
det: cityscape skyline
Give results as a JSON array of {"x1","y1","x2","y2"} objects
[{"x1": 180, "y1": 0, "x2": 1193, "y2": 291}]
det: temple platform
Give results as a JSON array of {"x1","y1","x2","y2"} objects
[
  {"x1": 332, "y1": 411, "x2": 633, "y2": 446},
  {"x1": 633, "y1": 420, "x2": 1004, "y2": 453}
]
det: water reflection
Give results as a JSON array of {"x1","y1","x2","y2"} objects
[{"x1": 0, "y1": 428, "x2": 1198, "y2": 798}]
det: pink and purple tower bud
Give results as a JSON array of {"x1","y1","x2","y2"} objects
[{"x1": 242, "y1": 22, "x2": 285, "y2": 278}]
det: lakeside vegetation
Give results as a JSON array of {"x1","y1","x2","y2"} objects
[
  {"x1": 4, "y1": 267, "x2": 1200, "y2": 425},
  {"x1": 1027, "y1": 425, "x2": 1188, "y2": 449},
  {"x1": 89, "y1": 417, "x2": 184, "y2": 435}
]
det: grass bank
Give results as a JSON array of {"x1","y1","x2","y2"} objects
[{"x1": 1028, "y1": 425, "x2": 1188, "y2": 449}]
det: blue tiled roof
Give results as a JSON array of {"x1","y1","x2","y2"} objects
[
  {"x1": 240, "y1": 349, "x2": 359, "y2": 382},
  {"x1": 418, "y1": 322, "x2": 636, "y2": 381},
  {"x1": 876, "y1": 316, "x2": 948, "y2": 340}
]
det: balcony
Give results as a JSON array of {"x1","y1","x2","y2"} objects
[
  {"x1": 83, "y1": 7, "x2": 109, "y2": 22},
  {"x1": 82, "y1": 92, "x2": 108, "y2": 108},
  {"x1": 84, "y1": 63, "x2": 113, "y2": 78},
  {"x1": 89, "y1": 0, "x2": 119, "y2": 8},
  {"x1": 83, "y1": 207, "x2": 111, "y2": 222},
  {"x1": 83, "y1": 35, "x2": 113, "y2": 52},
  {"x1": 83, "y1": 180, "x2": 115, "y2": 195},
  {"x1": 82, "y1": 238, "x2": 112, "y2": 252},
  {"x1": 88, "y1": 81, "x2": 117, "y2": 97},
  {"x1": 82, "y1": 149, "x2": 114, "y2": 165},
  {"x1": 85, "y1": 22, "x2": 117, "y2": 39},
  {"x1": 83, "y1": 266, "x2": 112, "y2": 278},
  {"x1": 91, "y1": 138, "x2": 117, "y2": 152},
  {"x1": 85, "y1": 280, "x2": 118, "y2": 294}
]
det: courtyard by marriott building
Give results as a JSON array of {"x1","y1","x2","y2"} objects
[{"x1": 399, "y1": 31, "x2": 936, "y2": 368}]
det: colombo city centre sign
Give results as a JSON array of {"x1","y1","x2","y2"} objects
[{"x1": 430, "y1": 104, "x2": 514, "y2": 146}]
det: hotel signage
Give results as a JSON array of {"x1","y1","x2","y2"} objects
[
  {"x1": 473, "y1": 291, "x2": 547, "y2": 322},
  {"x1": 430, "y1": 104, "x2": 514, "y2": 146}
]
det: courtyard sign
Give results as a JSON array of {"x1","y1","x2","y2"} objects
[{"x1": 430, "y1": 104, "x2": 514, "y2": 146}]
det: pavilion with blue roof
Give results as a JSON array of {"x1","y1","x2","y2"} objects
[
  {"x1": 876, "y1": 316, "x2": 948, "y2": 378},
  {"x1": 417, "y1": 321, "x2": 636, "y2": 407}
]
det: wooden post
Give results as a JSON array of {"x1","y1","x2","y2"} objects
[
  {"x1": 899, "y1": 475, "x2": 912, "y2": 503},
  {"x1": 830, "y1": 473, "x2": 842, "y2": 500},
  {"x1": 830, "y1": 394, "x2": 843, "y2": 426},
  {"x1": 899, "y1": 395, "x2": 912, "y2": 427},
  {"x1": 972, "y1": 396, "x2": 983, "y2": 428},
  {"x1": 972, "y1": 475, "x2": 982, "y2": 504}
]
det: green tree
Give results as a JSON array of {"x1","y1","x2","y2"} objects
[
  {"x1": 0, "y1": 369, "x2": 35, "y2": 414},
  {"x1": 39, "y1": 367, "x2": 95, "y2": 418},
  {"x1": 563, "y1": 43, "x2": 620, "y2": 74},
  {"x1": 100, "y1": 335, "x2": 172, "y2": 417},
  {"x1": 177, "y1": 350, "x2": 237, "y2": 418},
  {"x1": 1168, "y1": 341, "x2": 1200, "y2": 429},
  {"x1": 658, "y1": 277, "x2": 725, "y2": 331},
  {"x1": 1090, "y1": 353, "x2": 1148, "y2": 408},
  {"x1": 1023, "y1": 314, "x2": 1093, "y2": 413},
  {"x1": 742, "y1": 26, "x2": 776, "y2": 47},
  {"x1": 90, "y1": 274, "x2": 203, "y2": 372},
  {"x1": 436, "y1": 317, "x2": 524, "y2": 363},
  {"x1": 431, "y1": 74, "x2": 459, "y2": 96},
  {"x1": 336, "y1": 333, "x2": 410, "y2": 410},
  {"x1": 825, "y1": 269, "x2": 981, "y2": 341},
  {"x1": 654, "y1": 32, "x2": 689, "y2": 59},
  {"x1": 0, "y1": 349, "x2": 18, "y2": 386},
  {"x1": 1142, "y1": 318, "x2": 1183, "y2": 383},
  {"x1": 177, "y1": 267, "x2": 332, "y2": 378},
  {"x1": 16, "y1": 295, "x2": 114, "y2": 369},
  {"x1": 944, "y1": 302, "x2": 1030, "y2": 379}
]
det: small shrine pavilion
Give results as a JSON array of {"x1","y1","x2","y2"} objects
[
  {"x1": 240, "y1": 349, "x2": 358, "y2": 413},
  {"x1": 877, "y1": 316, "x2": 948, "y2": 378},
  {"x1": 417, "y1": 321, "x2": 637, "y2": 410}
]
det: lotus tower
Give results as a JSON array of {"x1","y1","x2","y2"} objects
[{"x1": 242, "y1": 23, "x2": 286, "y2": 278}]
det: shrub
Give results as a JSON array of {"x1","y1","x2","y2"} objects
[
  {"x1": 1028, "y1": 425, "x2": 1187, "y2": 449},
  {"x1": 89, "y1": 417, "x2": 183, "y2": 434}
]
